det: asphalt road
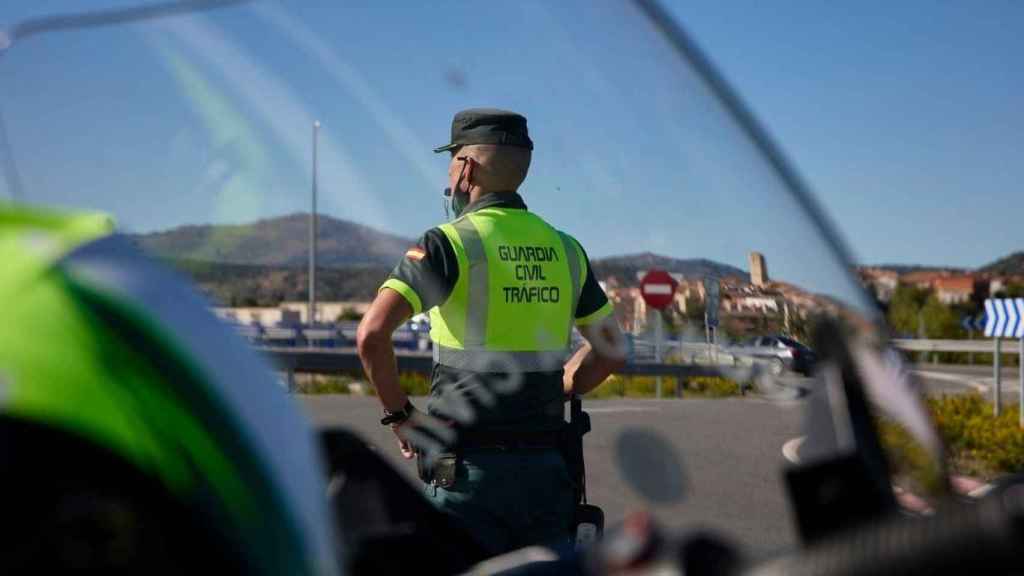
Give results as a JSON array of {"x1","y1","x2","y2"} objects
[{"x1": 298, "y1": 394, "x2": 804, "y2": 557}]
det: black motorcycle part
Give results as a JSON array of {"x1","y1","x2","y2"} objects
[{"x1": 320, "y1": 427, "x2": 490, "y2": 575}]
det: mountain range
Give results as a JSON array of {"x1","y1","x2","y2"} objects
[
  {"x1": 131, "y1": 213, "x2": 1019, "y2": 306},
  {"x1": 590, "y1": 252, "x2": 747, "y2": 282},
  {"x1": 978, "y1": 252, "x2": 1024, "y2": 276},
  {"x1": 132, "y1": 214, "x2": 748, "y2": 278},
  {"x1": 865, "y1": 252, "x2": 1024, "y2": 277},
  {"x1": 131, "y1": 213, "x2": 409, "y2": 267}
]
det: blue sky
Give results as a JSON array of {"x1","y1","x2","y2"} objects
[
  {"x1": 671, "y1": 2, "x2": 1023, "y2": 270},
  {"x1": 0, "y1": 1, "x2": 1020, "y2": 304}
]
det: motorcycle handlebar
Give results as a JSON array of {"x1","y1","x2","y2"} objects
[{"x1": 743, "y1": 488, "x2": 1024, "y2": 576}]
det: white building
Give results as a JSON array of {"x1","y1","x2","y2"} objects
[{"x1": 214, "y1": 300, "x2": 372, "y2": 326}]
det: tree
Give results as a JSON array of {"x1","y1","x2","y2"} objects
[
  {"x1": 788, "y1": 311, "x2": 812, "y2": 343},
  {"x1": 920, "y1": 295, "x2": 959, "y2": 339},
  {"x1": 887, "y1": 285, "x2": 931, "y2": 337},
  {"x1": 994, "y1": 282, "x2": 1024, "y2": 299}
]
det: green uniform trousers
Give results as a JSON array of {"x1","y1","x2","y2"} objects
[{"x1": 424, "y1": 447, "x2": 575, "y2": 555}]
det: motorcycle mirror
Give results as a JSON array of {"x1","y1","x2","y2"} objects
[
  {"x1": 615, "y1": 427, "x2": 688, "y2": 505},
  {"x1": 786, "y1": 318, "x2": 951, "y2": 543}
]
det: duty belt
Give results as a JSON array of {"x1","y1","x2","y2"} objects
[{"x1": 455, "y1": 429, "x2": 564, "y2": 452}]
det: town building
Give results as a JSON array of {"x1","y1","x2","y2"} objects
[
  {"x1": 214, "y1": 300, "x2": 371, "y2": 326},
  {"x1": 899, "y1": 270, "x2": 950, "y2": 290},
  {"x1": 857, "y1": 268, "x2": 899, "y2": 303},
  {"x1": 932, "y1": 276, "x2": 978, "y2": 305}
]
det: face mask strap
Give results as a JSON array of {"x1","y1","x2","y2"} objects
[{"x1": 445, "y1": 156, "x2": 471, "y2": 219}]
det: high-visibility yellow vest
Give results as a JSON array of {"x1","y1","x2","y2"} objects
[{"x1": 429, "y1": 207, "x2": 585, "y2": 373}]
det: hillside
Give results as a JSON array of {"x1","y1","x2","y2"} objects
[
  {"x1": 863, "y1": 264, "x2": 968, "y2": 275},
  {"x1": 863, "y1": 251, "x2": 1024, "y2": 277},
  {"x1": 135, "y1": 217, "x2": 751, "y2": 305},
  {"x1": 979, "y1": 252, "x2": 1024, "y2": 276},
  {"x1": 131, "y1": 213, "x2": 411, "y2": 267},
  {"x1": 592, "y1": 252, "x2": 748, "y2": 283},
  {"x1": 171, "y1": 251, "x2": 749, "y2": 307},
  {"x1": 171, "y1": 259, "x2": 390, "y2": 307}
]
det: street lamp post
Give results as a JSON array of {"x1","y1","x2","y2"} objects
[{"x1": 309, "y1": 120, "x2": 320, "y2": 326}]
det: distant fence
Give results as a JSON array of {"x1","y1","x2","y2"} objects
[
  {"x1": 891, "y1": 339, "x2": 1020, "y2": 355},
  {"x1": 260, "y1": 347, "x2": 753, "y2": 381},
  {"x1": 262, "y1": 340, "x2": 1017, "y2": 381}
]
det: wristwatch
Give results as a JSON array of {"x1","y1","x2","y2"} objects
[{"x1": 381, "y1": 400, "x2": 416, "y2": 426}]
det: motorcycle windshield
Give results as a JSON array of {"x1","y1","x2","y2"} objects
[{"x1": 2, "y1": 0, "x2": 981, "y2": 567}]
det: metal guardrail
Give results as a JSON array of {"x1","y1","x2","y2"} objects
[
  {"x1": 891, "y1": 339, "x2": 1021, "y2": 355},
  {"x1": 260, "y1": 347, "x2": 753, "y2": 380},
  {"x1": 264, "y1": 340, "x2": 1016, "y2": 381}
]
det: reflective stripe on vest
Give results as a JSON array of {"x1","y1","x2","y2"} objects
[
  {"x1": 558, "y1": 231, "x2": 582, "y2": 336},
  {"x1": 451, "y1": 216, "x2": 488, "y2": 347},
  {"x1": 432, "y1": 347, "x2": 570, "y2": 373},
  {"x1": 429, "y1": 208, "x2": 585, "y2": 372}
]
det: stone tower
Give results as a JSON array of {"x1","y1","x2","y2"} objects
[{"x1": 750, "y1": 252, "x2": 768, "y2": 287}]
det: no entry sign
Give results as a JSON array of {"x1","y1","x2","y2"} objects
[{"x1": 640, "y1": 269, "x2": 677, "y2": 310}]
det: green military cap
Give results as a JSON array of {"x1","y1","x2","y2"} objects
[{"x1": 433, "y1": 108, "x2": 534, "y2": 153}]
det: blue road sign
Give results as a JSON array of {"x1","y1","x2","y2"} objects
[
  {"x1": 963, "y1": 313, "x2": 987, "y2": 331},
  {"x1": 984, "y1": 298, "x2": 1024, "y2": 338},
  {"x1": 703, "y1": 277, "x2": 720, "y2": 328}
]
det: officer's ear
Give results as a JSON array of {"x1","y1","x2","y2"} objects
[{"x1": 462, "y1": 157, "x2": 478, "y2": 189}]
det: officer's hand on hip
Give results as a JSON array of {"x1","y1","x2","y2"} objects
[{"x1": 391, "y1": 421, "x2": 415, "y2": 460}]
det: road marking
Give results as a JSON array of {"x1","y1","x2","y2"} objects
[
  {"x1": 911, "y1": 370, "x2": 989, "y2": 393},
  {"x1": 782, "y1": 436, "x2": 805, "y2": 464}
]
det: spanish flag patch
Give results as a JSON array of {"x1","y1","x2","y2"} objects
[{"x1": 405, "y1": 247, "x2": 426, "y2": 261}]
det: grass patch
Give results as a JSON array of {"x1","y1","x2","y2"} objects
[{"x1": 585, "y1": 375, "x2": 741, "y2": 399}]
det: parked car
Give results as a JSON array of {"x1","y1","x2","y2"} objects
[{"x1": 727, "y1": 335, "x2": 817, "y2": 376}]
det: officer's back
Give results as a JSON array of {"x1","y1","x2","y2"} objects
[{"x1": 357, "y1": 108, "x2": 625, "y2": 554}]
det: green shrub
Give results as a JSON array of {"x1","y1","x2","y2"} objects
[
  {"x1": 293, "y1": 371, "x2": 430, "y2": 396},
  {"x1": 685, "y1": 376, "x2": 741, "y2": 398},
  {"x1": 586, "y1": 375, "x2": 627, "y2": 399},
  {"x1": 584, "y1": 375, "x2": 740, "y2": 399},
  {"x1": 586, "y1": 375, "x2": 678, "y2": 398},
  {"x1": 926, "y1": 394, "x2": 1024, "y2": 476},
  {"x1": 293, "y1": 375, "x2": 353, "y2": 395},
  {"x1": 398, "y1": 372, "x2": 433, "y2": 396},
  {"x1": 877, "y1": 418, "x2": 946, "y2": 496}
]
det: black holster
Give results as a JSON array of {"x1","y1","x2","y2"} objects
[
  {"x1": 417, "y1": 451, "x2": 459, "y2": 489},
  {"x1": 559, "y1": 395, "x2": 591, "y2": 506},
  {"x1": 560, "y1": 396, "x2": 604, "y2": 543}
]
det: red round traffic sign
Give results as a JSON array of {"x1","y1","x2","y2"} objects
[{"x1": 640, "y1": 269, "x2": 678, "y2": 310}]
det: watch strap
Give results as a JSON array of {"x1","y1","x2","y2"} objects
[{"x1": 381, "y1": 400, "x2": 415, "y2": 426}]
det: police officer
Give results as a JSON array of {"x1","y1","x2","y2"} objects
[{"x1": 357, "y1": 108, "x2": 626, "y2": 555}]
